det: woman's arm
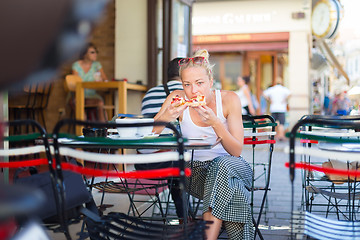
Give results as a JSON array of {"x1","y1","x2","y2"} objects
[
  {"x1": 100, "y1": 68, "x2": 108, "y2": 82},
  {"x1": 153, "y1": 90, "x2": 188, "y2": 134},
  {"x1": 194, "y1": 91, "x2": 244, "y2": 157},
  {"x1": 244, "y1": 86, "x2": 255, "y2": 115}
]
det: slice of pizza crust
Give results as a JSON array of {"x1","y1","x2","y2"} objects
[{"x1": 171, "y1": 95, "x2": 206, "y2": 107}]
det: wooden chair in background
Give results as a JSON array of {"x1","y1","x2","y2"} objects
[
  {"x1": 8, "y1": 82, "x2": 52, "y2": 133},
  {"x1": 64, "y1": 75, "x2": 114, "y2": 131}
]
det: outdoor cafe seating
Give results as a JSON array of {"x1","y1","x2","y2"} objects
[
  {"x1": 1, "y1": 118, "x2": 213, "y2": 239},
  {"x1": 286, "y1": 115, "x2": 360, "y2": 239}
]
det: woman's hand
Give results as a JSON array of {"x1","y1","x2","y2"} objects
[
  {"x1": 163, "y1": 103, "x2": 188, "y2": 122},
  {"x1": 153, "y1": 101, "x2": 187, "y2": 134},
  {"x1": 192, "y1": 105, "x2": 218, "y2": 127}
]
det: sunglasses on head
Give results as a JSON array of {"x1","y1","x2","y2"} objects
[{"x1": 179, "y1": 56, "x2": 207, "y2": 67}]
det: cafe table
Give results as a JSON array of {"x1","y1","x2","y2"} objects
[
  {"x1": 58, "y1": 134, "x2": 220, "y2": 151},
  {"x1": 75, "y1": 81, "x2": 147, "y2": 135},
  {"x1": 56, "y1": 133, "x2": 220, "y2": 220}
]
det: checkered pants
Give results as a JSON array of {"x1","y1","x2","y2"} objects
[{"x1": 186, "y1": 155, "x2": 254, "y2": 240}]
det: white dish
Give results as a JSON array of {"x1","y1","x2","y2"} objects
[
  {"x1": 115, "y1": 118, "x2": 138, "y2": 137},
  {"x1": 142, "y1": 133, "x2": 159, "y2": 138},
  {"x1": 58, "y1": 138, "x2": 74, "y2": 143},
  {"x1": 342, "y1": 143, "x2": 360, "y2": 149},
  {"x1": 108, "y1": 134, "x2": 141, "y2": 140}
]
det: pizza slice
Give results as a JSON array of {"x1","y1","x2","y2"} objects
[
  {"x1": 171, "y1": 95, "x2": 186, "y2": 107},
  {"x1": 188, "y1": 95, "x2": 206, "y2": 107},
  {"x1": 171, "y1": 95, "x2": 206, "y2": 107}
]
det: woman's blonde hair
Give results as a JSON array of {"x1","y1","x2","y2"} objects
[{"x1": 179, "y1": 49, "x2": 214, "y2": 81}]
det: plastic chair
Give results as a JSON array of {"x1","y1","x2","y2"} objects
[
  {"x1": 8, "y1": 82, "x2": 52, "y2": 134},
  {"x1": 291, "y1": 211, "x2": 360, "y2": 240},
  {"x1": 287, "y1": 115, "x2": 360, "y2": 239},
  {"x1": 64, "y1": 74, "x2": 114, "y2": 125},
  {"x1": 0, "y1": 120, "x2": 66, "y2": 238},
  {"x1": 242, "y1": 115, "x2": 276, "y2": 230},
  {"x1": 51, "y1": 118, "x2": 210, "y2": 239},
  {"x1": 0, "y1": 119, "x2": 97, "y2": 240},
  {"x1": 96, "y1": 114, "x2": 186, "y2": 222},
  {"x1": 31, "y1": 81, "x2": 53, "y2": 130}
]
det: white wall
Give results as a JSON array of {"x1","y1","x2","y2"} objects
[
  {"x1": 193, "y1": 0, "x2": 311, "y2": 35},
  {"x1": 115, "y1": 0, "x2": 147, "y2": 84},
  {"x1": 192, "y1": 0, "x2": 312, "y2": 127},
  {"x1": 115, "y1": 0, "x2": 147, "y2": 114},
  {"x1": 288, "y1": 31, "x2": 310, "y2": 125}
]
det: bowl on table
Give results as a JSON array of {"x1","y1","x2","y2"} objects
[
  {"x1": 115, "y1": 118, "x2": 139, "y2": 138},
  {"x1": 135, "y1": 118, "x2": 154, "y2": 137}
]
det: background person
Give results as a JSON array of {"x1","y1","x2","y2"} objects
[
  {"x1": 235, "y1": 76, "x2": 256, "y2": 115},
  {"x1": 154, "y1": 49, "x2": 254, "y2": 240},
  {"x1": 331, "y1": 90, "x2": 351, "y2": 116},
  {"x1": 72, "y1": 43, "x2": 108, "y2": 121},
  {"x1": 141, "y1": 58, "x2": 183, "y2": 117},
  {"x1": 263, "y1": 77, "x2": 291, "y2": 141},
  {"x1": 137, "y1": 57, "x2": 186, "y2": 220}
]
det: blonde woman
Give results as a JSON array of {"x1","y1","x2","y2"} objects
[{"x1": 154, "y1": 49, "x2": 254, "y2": 239}]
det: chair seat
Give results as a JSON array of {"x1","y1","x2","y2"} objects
[{"x1": 92, "y1": 179, "x2": 168, "y2": 195}]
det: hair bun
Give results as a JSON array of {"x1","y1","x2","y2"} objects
[{"x1": 193, "y1": 49, "x2": 209, "y2": 61}]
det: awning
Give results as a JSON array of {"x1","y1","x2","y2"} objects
[
  {"x1": 317, "y1": 38, "x2": 350, "y2": 85},
  {"x1": 348, "y1": 86, "x2": 360, "y2": 98},
  {"x1": 193, "y1": 42, "x2": 288, "y2": 52}
]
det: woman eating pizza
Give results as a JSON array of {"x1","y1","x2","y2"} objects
[{"x1": 154, "y1": 49, "x2": 254, "y2": 240}]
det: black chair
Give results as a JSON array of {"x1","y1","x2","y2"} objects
[
  {"x1": 51, "y1": 119, "x2": 210, "y2": 239},
  {"x1": 287, "y1": 115, "x2": 360, "y2": 239},
  {"x1": 242, "y1": 114, "x2": 276, "y2": 239},
  {"x1": 0, "y1": 119, "x2": 97, "y2": 240},
  {"x1": 31, "y1": 81, "x2": 53, "y2": 131},
  {"x1": 8, "y1": 84, "x2": 39, "y2": 134},
  {"x1": 8, "y1": 82, "x2": 52, "y2": 133}
]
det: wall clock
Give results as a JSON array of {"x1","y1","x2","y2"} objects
[{"x1": 311, "y1": 0, "x2": 341, "y2": 39}]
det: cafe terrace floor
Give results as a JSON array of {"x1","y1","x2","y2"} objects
[{"x1": 49, "y1": 140, "x2": 304, "y2": 240}]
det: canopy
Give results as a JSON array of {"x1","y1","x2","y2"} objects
[{"x1": 348, "y1": 86, "x2": 360, "y2": 96}]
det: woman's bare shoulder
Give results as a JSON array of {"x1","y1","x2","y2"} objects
[
  {"x1": 221, "y1": 90, "x2": 240, "y2": 102},
  {"x1": 221, "y1": 90, "x2": 241, "y2": 115}
]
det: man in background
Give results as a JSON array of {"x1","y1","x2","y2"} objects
[
  {"x1": 138, "y1": 57, "x2": 187, "y2": 220},
  {"x1": 141, "y1": 58, "x2": 183, "y2": 117},
  {"x1": 263, "y1": 77, "x2": 291, "y2": 141}
]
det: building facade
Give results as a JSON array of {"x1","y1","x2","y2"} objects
[{"x1": 192, "y1": 0, "x2": 312, "y2": 126}]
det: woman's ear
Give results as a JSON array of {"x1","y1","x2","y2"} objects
[{"x1": 210, "y1": 77, "x2": 214, "y2": 88}]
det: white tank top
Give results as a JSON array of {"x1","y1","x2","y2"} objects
[{"x1": 180, "y1": 90, "x2": 228, "y2": 161}]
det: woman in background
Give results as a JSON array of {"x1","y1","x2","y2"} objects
[
  {"x1": 72, "y1": 43, "x2": 108, "y2": 121},
  {"x1": 236, "y1": 76, "x2": 256, "y2": 115}
]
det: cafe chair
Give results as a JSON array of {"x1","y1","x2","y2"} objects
[
  {"x1": 286, "y1": 115, "x2": 360, "y2": 239},
  {"x1": 242, "y1": 114, "x2": 276, "y2": 239},
  {"x1": 8, "y1": 82, "x2": 52, "y2": 133},
  {"x1": 51, "y1": 119, "x2": 210, "y2": 239},
  {"x1": 291, "y1": 211, "x2": 360, "y2": 240},
  {"x1": 31, "y1": 81, "x2": 53, "y2": 131},
  {"x1": 53, "y1": 119, "x2": 211, "y2": 234},
  {"x1": 0, "y1": 119, "x2": 97, "y2": 240},
  {"x1": 100, "y1": 114, "x2": 186, "y2": 222},
  {"x1": 64, "y1": 74, "x2": 114, "y2": 128},
  {"x1": 287, "y1": 115, "x2": 360, "y2": 221}
]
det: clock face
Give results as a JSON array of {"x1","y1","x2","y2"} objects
[
  {"x1": 312, "y1": 2, "x2": 331, "y2": 37},
  {"x1": 311, "y1": 0, "x2": 341, "y2": 39}
]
